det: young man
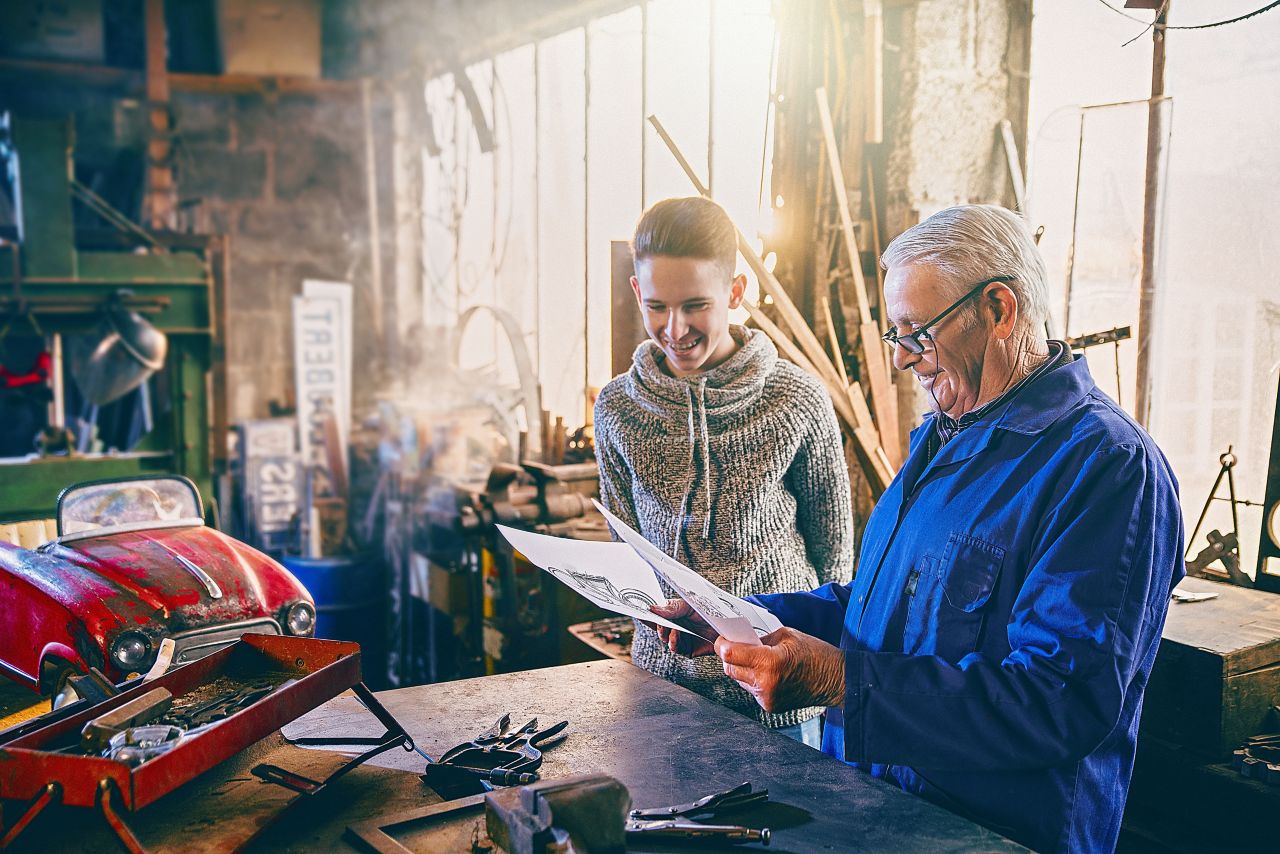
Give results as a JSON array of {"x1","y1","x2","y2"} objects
[{"x1": 593, "y1": 196, "x2": 853, "y2": 746}]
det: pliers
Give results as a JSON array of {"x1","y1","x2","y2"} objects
[
  {"x1": 627, "y1": 782, "x2": 771, "y2": 845},
  {"x1": 423, "y1": 713, "x2": 570, "y2": 797}
]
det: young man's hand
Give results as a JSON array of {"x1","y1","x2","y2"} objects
[
  {"x1": 715, "y1": 627, "x2": 845, "y2": 713},
  {"x1": 649, "y1": 599, "x2": 719, "y2": 656}
]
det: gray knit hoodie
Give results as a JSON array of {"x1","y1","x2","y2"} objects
[{"x1": 594, "y1": 325, "x2": 854, "y2": 728}]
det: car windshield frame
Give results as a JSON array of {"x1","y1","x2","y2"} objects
[{"x1": 55, "y1": 475, "x2": 205, "y2": 541}]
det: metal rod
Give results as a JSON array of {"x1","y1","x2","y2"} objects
[
  {"x1": 1134, "y1": 2, "x2": 1170, "y2": 428},
  {"x1": 584, "y1": 25, "x2": 591, "y2": 425},
  {"x1": 640, "y1": 1, "x2": 649, "y2": 210},
  {"x1": 361, "y1": 79, "x2": 385, "y2": 338},
  {"x1": 534, "y1": 41, "x2": 542, "y2": 379},
  {"x1": 1063, "y1": 110, "x2": 1085, "y2": 336},
  {"x1": 707, "y1": 0, "x2": 716, "y2": 196}
]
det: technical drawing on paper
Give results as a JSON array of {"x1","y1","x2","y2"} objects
[{"x1": 547, "y1": 564, "x2": 658, "y2": 611}]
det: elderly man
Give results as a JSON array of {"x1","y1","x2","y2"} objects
[{"x1": 653, "y1": 205, "x2": 1184, "y2": 853}]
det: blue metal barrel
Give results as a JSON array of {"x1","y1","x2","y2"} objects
[{"x1": 281, "y1": 554, "x2": 385, "y2": 658}]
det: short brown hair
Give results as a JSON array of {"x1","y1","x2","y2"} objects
[{"x1": 631, "y1": 197, "x2": 737, "y2": 279}]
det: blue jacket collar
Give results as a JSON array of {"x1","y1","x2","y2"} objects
[
  {"x1": 990, "y1": 353, "x2": 1095, "y2": 435},
  {"x1": 908, "y1": 355, "x2": 1096, "y2": 472}
]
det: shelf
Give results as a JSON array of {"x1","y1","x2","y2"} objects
[{"x1": 0, "y1": 56, "x2": 362, "y2": 98}]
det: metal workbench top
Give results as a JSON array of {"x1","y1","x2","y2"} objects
[
  {"x1": 3, "y1": 658, "x2": 1022, "y2": 851},
  {"x1": 268, "y1": 658, "x2": 1022, "y2": 852}
]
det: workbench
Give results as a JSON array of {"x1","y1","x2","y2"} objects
[{"x1": 5, "y1": 659, "x2": 1022, "y2": 851}]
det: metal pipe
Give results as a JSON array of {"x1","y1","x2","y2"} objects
[
  {"x1": 1134, "y1": 2, "x2": 1170, "y2": 428},
  {"x1": 584, "y1": 25, "x2": 591, "y2": 425}
]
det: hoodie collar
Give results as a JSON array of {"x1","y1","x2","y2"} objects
[{"x1": 626, "y1": 325, "x2": 777, "y2": 421}]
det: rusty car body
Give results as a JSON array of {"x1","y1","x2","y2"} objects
[{"x1": 0, "y1": 476, "x2": 314, "y2": 702}]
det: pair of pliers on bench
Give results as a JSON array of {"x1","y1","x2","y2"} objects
[{"x1": 626, "y1": 782, "x2": 771, "y2": 845}]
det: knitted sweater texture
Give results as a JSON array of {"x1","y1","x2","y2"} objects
[{"x1": 593, "y1": 325, "x2": 854, "y2": 727}]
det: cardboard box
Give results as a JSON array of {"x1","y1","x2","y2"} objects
[
  {"x1": 217, "y1": 0, "x2": 321, "y2": 77},
  {"x1": 0, "y1": 1, "x2": 104, "y2": 64}
]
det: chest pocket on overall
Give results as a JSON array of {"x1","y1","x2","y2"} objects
[{"x1": 904, "y1": 533, "x2": 1005, "y2": 661}]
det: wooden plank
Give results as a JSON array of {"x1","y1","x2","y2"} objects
[
  {"x1": 1000, "y1": 119, "x2": 1027, "y2": 214},
  {"x1": 865, "y1": 159, "x2": 888, "y2": 337},
  {"x1": 743, "y1": 301, "x2": 859, "y2": 433},
  {"x1": 362, "y1": 79, "x2": 386, "y2": 337},
  {"x1": 864, "y1": 0, "x2": 885, "y2": 144},
  {"x1": 814, "y1": 88, "x2": 871, "y2": 326},
  {"x1": 647, "y1": 113, "x2": 891, "y2": 496},
  {"x1": 821, "y1": 297, "x2": 850, "y2": 389},
  {"x1": 815, "y1": 88, "x2": 901, "y2": 466},
  {"x1": 861, "y1": 320, "x2": 901, "y2": 465}
]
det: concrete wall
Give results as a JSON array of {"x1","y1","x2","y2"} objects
[
  {"x1": 173, "y1": 89, "x2": 388, "y2": 420},
  {"x1": 882, "y1": 0, "x2": 1031, "y2": 235},
  {"x1": 881, "y1": 0, "x2": 1032, "y2": 422}
]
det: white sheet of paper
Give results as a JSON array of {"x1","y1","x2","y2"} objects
[
  {"x1": 495, "y1": 525, "x2": 694, "y2": 634},
  {"x1": 592, "y1": 500, "x2": 780, "y2": 645}
]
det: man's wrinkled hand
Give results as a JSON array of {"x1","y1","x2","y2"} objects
[
  {"x1": 650, "y1": 599, "x2": 718, "y2": 657},
  {"x1": 715, "y1": 627, "x2": 845, "y2": 714}
]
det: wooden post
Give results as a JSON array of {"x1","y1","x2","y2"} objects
[
  {"x1": 863, "y1": 0, "x2": 884, "y2": 145},
  {"x1": 362, "y1": 79, "x2": 386, "y2": 338},
  {"x1": 143, "y1": 0, "x2": 176, "y2": 230}
]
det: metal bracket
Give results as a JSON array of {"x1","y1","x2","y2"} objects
[
  {"x1": 97, "y1": 779, "x2": 145, "y2": 854},
  {"x1": 254, "y1": 683, "x2": 415, "y2": 797},
  {"x1": 346, "y1": 793, "x2": 486, "y2": 854},
  {"x1": 0, "y1": 782, "x2": 61, "y2": 848}
]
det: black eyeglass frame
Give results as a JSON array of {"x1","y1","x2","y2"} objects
[{"x1": 880, "y1": 275, "x2": 1016, "y2": 355}]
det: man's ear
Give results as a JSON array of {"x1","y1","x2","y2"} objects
[
  {"x1": 985, "y1": 283, "x2": 1019, "y2": 340},
  {"x1": 631, "y1": 275, "x2": 642, "y2": 307},
  {"x1": 727, "y1": 273, "x2": 747, "y2": 309}
]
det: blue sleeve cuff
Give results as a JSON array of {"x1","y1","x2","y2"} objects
[{"x1": 842, "y1": 649, "x2": 866, "y2": 764}]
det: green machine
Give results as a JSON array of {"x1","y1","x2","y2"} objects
[{"x1": 0, "y1": 113, "x2": 226, "y2": 521}]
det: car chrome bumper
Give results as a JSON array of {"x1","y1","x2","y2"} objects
[{"x1": 170, "y1": 619, "x2": 282, "y2": 665}]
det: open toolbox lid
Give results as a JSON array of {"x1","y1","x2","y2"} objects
[{"x1": 0, "y1": 635, "x2": 362, "y2": 811}]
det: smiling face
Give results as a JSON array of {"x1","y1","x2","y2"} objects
[
  {"x1": 632, "y1": 255, "x2": 746, "y2": 378},
  {"x1": 884, "y1": 263, "x2": 993, "y2": 418}
]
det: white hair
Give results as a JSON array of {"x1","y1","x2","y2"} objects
[{"x1": 880, "y1": 205, "x2": 1049, "y2": 335}]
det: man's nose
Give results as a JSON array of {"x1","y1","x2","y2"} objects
[{"x1": 890, "y1": 340, "x2": 921, "y2": 371}]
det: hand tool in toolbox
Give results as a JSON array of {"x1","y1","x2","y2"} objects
[
  {"x1": 1232, "y1": 731, "x2": 1280, "y2": 785},
  {"x1": 626, "y1": 781, "x2": 772, "y2": 845},
  {"x1": 421, "y1": 712, "x2": 569, "y2": 800},
  {"x1": 0, "y1": 635, "x2": 414, "y2": 853}
]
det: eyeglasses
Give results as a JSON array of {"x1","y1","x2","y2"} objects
[{"x1": 880, "y1": 275, "x2": 1015, "y2": 355}]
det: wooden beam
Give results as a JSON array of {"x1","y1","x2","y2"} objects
[
  {"x1": 999, "y1": 119, "x2": 1027, "y2": 214},
  {"x1": 821, "y1": 297, "x2": 850, "y2": 389},
  {"x1": 0, "y1": 57, "x2": 362, "y2": 97},
  {"x1": 815, "y1": 88, "x2": 871, "y2": 326},
  {"x1": 864, "y1": 0, "x2": 884, "y2": 144},
  {"x1": 143, "y1": 0, "x2": 176, "y2": 230},
  {"x1": 361, "y1": 79, "x2": 386, "y2": 338},
  {"x1": 815, "y1": 88, "x2": 902, "y2": 466}
]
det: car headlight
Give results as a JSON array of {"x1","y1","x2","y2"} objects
[
  {"x1": 286, "y1": 602, "x2": 316, "y2": 636},
  {"x1": 111, "y1": 633, "x2": 152, "y2": 670}
]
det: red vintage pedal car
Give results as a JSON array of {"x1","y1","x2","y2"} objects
[{"x1": 0, "y1": 476, "x2": 315, "y2": 706}]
